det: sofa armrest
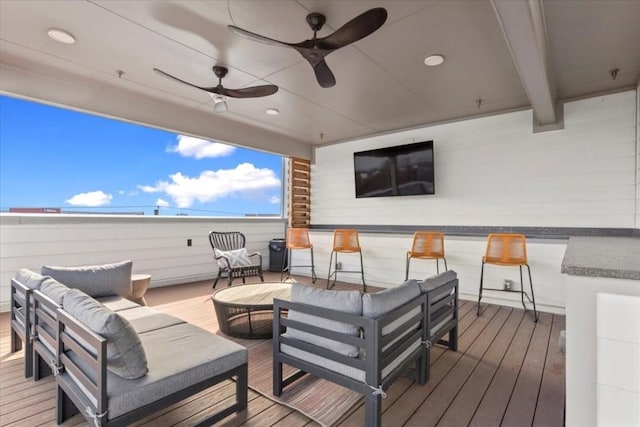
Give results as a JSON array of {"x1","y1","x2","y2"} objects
[
  {"x1": 423, "y1": 275, "x2": 458, "y2": 351},
  {"x1": 56, "y1": 307, "x2": 109, "y2": 423},
  {"x1": 11, "y1": 278, "x2": 32, "y2": 334}
]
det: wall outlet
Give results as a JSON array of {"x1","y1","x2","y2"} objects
[
  {"x1": 336, "y1": 262, "x2": 342, "y2": 270},
  {"x1": 503, "y1": 279, "x2": 512, "y2": 291},
  {"x1": 187, "y1": 239, "x2": 192, "y2": 247}
]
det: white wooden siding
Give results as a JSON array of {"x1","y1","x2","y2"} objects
[
  {"x1": 0, "y1": 215, "x2": 286, "y2": 311},
  {"x1": 307, "y1": 90, "x2": 639, "y2": 313}
]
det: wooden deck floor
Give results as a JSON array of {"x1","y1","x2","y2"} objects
[{"x1": 0, "y1": 272, "x2": 565, "y2": 426}]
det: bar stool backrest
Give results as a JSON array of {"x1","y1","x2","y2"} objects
[
  {"x1": 332, "y1": 229, "x2": 361, "y2": 253},
  {"x1": 286, "y1": 228, "x2": 312, "y2": 249},
  {"x1": 409, "y1": 231, "x2": 445, "y2": 259},
  {"x1": 483, "y1": 233, "x2": 528, "y2": 265}
]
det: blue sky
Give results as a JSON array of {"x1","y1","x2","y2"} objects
[{"x1": 0, "y1": 95, "x2": 283, "y2": 216}]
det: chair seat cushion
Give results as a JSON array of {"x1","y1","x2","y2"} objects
[
  {"x1": 106, "y1": 323, "x2": 247, "y2": 419},
  {"x1": 97, "y1": 296, "x2": 140, "y2": 312},
  {"x1": 117, "y1": 306, "x2": 185, "y2": 334}
]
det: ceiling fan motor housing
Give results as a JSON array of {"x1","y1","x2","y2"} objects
[{"x1": 306, "y1": 13, "x2": 326, "y2": 32}]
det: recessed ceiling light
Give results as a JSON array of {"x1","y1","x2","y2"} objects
[
  {"x1": 424, "y1": 54, "x2": 444, "y2": 67},
  {"x1": 265, "y1": 108, "x2": 279, "y2": 116},
  {"x1": 47, "y1": 28, "x2": 76, "y2": 44}
]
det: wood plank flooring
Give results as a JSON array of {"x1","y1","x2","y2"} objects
[{"x1": 0, "y1": 272, "x2": 565, "y2": 426}]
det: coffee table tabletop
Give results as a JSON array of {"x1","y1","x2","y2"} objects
[
  {"x1": 212, "y1": 282, "x2": 293, "y2": 339},
  {"x1": 212, "y1": 282, "x2": 292, "y2": 307}
]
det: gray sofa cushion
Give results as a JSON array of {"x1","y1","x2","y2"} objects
[
  {"x1": 39, "y1": 277, "x2": 70, "y2": 306},
  {"x1": 117, "y1": 306, "x2": 186, "y2": 334},
  {"x1": 97, "y1": 296, "x2": 140, "y2": 312},
  {"x1": 63, "y1": 289, "x2": 148, "y2": 379},
  {"x1": 41, "y1": 260, "x2": 132, "y2": 298},
  {"x1": 363, "y1": 280, "x2": 422, "y2": 335},
  {"x1": 15, "y1": 268, "x2": 49, "y2": 290},
  {"x1": 419, "y1": 271, "x2": 457, "y2": 302},
  {"x1": 287, "y1": 284, "x2": 362, "y2": 357},
  {"x1": 104, "y1": 323, "x2": 247, "y2": 419}
]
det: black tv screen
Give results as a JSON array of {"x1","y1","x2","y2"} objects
[{"x1": 354, "y1": 141, "x2": 434, "y2": 198}]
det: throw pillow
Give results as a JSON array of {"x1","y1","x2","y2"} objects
[
  {"x1": 214, "y1": 248, "x2": 252, "y2": 268},
  {"x1": 287, "y1": 284, "x2": 362, "y2": 357},
  {"x1": 62, "y1": 288, "x2": 148, "y2": 379},
  {"x1": 14, "y1": 268, "x2": 48, "y2": 290},
  {"x1": 41, "y1": 260, "x2": 133, "y2": 298}
]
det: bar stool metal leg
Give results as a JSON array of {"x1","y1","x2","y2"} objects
[
  {"x1": 359, "y1": 251, "x2": 366, "y2": 293},
  {"x1": 280, "y1": 248, "x2": 290, "y2": 282},
  {"x1": 327, "y1": 251, "x2": 336, "y2": 289},
  {"x1": 477, "y1": 261, "x2": 485, "y2": 316},
  {"x1": 310, "y1": 246, "x2": 317, "y2": 283},
  {"x1": 525, "y1": 264, "x2": 539, "y2": 322}
]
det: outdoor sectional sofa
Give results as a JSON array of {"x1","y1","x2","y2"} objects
[
  {"x1": 273, "y1": 270, "x2": 459, "y2": 427},
  {"x1": 9, "y1": 262, "x2": 248, "y2": 426}
]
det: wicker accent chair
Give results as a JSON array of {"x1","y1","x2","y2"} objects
[{"x1": 209, "y1": 231, "x2": 264, "y2": 288}]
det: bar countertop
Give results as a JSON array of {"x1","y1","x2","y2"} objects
[{"x1": 561, "y1": 236, "x2": 640, "y2": 280}]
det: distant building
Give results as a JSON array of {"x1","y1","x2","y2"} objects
[
  {"x1": 9, "y1": 207, "x2": 61, "y2": 213},
  {"x1": 8, "y1": 207, "x2": 145, "y2": 215}
]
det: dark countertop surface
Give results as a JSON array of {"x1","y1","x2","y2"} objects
[{"x1": 561, "y1": 236, "x2": 640, "y2": 280}]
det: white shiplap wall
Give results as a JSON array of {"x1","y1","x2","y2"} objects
[
  {"x1": 0, "y1": 215, "x2": 286, "y2": 311},
  {"x1": 304, "y1": 90, "x2": 638, "y2": 313}
]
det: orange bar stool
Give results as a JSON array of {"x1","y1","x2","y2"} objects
[
  {"x1": 281, "y1": 228, "x2": 317, "y2": 283},
  {"x1": 327, "y1": 229, "x2": 366, "y2": 292},
  {"x1": 477, "y1": 233, "x2": 538, "y2": 322},
  {"x1": 405, "y1": 231, "x2": 448, "y2": 280}
]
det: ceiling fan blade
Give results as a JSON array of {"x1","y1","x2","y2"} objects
[
  {"x1": 228, "y1": 25, "x2": 294, "y2": 49},
  {"x1": 219, "y1": 85, "x2": 279, "y2": 99},
  {"x1": 153, "y1": 68, "x2": 218, "y2": 92},
  {"x1": 321, "y1": 7, "x2": 388, "y2": 50},
  {"x1": 313, "y1": 60, "x2": 336, "y2": 88}
]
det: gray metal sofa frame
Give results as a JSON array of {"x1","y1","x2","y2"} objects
[
  {"x1": 55, "y1": 308, "x2": 248, "y2": 427},
  {"x1": 422, "y1": 275, "x2": 459, "y2": 379},
  {"x1": 32, "y1": 289, "x2": 61, "y2": 380},
  {"x1": 10, "y1": 279, "x2": 33, "y2": 377},
  {"x1": 273, "y1": 293, "x2": 429, "y2": 427}
]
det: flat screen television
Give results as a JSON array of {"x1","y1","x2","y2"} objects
[{"x1": 353, "y1": 141, "x2": 434, "y2": 198}]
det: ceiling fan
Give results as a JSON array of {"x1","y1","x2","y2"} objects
[
  {"x1": 153, "y1": 65, "x2": 278, "y2": 112},
  {"x1": 228, "y1": 7, "x2": 388, "y2": 88}
]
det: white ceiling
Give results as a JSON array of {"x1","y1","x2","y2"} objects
[{"x1": 1, "y1": 0, "x2": 639, "y2": 158}]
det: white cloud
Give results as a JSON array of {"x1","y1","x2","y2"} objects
[
  {"x1": 138, "y1": 163, "x2": 280, "y2": 208},
  {"x1": 270, "y1": 196, "x2": 280, "y2": 204},
  {"x1": 167, "y1": 135, "x2": 235, "y2": 159},
  {"x1": 118, "y1": 190, "x2": 125, "y2": 195},
  {"x1": 65, "y1": 190, "x2": 112, "y2": 207},
  {"x1": 156, "y1": 198, "x2": 170, "y2": 207}
]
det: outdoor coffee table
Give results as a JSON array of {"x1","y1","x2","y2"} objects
[{"x1": 212, "y1": 282, "x2": 292, "y2": 339}]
